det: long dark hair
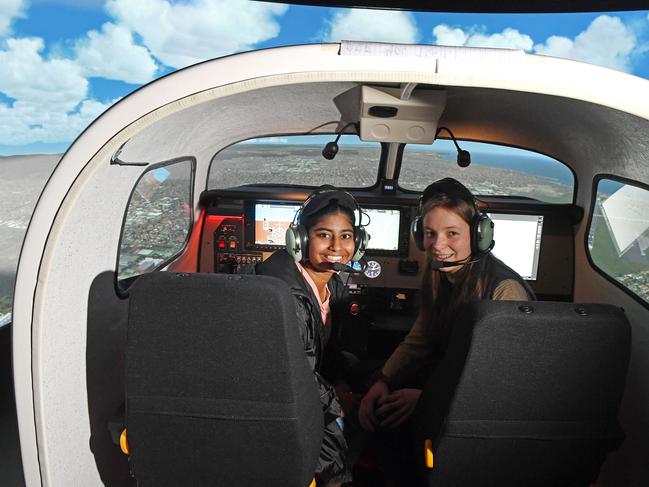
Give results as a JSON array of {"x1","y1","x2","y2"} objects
[{"x1": 419, "y1": 192, "x2": 497, "y2": 333}]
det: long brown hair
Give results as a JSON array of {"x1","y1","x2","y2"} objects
[{"x1": 418, "y1": 192, "x2": 496, "y2": 333}]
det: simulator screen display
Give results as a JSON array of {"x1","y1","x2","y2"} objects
[
  {"x1": 253, "y1": 203, "x2": 402, "y2": 252},
  {"x1": 489, "y1": 213, "x2": 544, "y2": 280},
  {"x1": 254, "y1": 203, "x2": 301, "y2": 246},
  {"x1": 363, "y1": 208, "x2": 401, "y2": 252}
]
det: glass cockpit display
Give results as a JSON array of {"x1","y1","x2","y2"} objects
[
  {"x1": 489, "y1": 213, "x2": 544, "y2": 280},
  {"x1": 254, "y1": 203, "x2": 301, "y2": 246},
  {"x1": 362, "y1": 208, "x2": 401, "y2": 251},
  {"x1": 251, "y1": 202, "x2": 404, "y2": 254}
]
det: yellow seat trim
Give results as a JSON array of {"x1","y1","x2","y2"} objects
[
  {"x1": 120, "y1": 428, "x2": 129, "y2": 455},
  {"x1": 424, "y1": 438, "x2": 434, "y2": 469}
]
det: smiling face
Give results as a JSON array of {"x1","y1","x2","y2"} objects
[
  {"x1": 423, "y1": 206, "x2": 472, "y2": 274},
  {"x1": 305, "y1": 211, "x2": 355, "y2": 273}
]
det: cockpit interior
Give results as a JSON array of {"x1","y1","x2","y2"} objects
[{"x1": 9, "y1": 43, "x2": 649, "y2": 487}]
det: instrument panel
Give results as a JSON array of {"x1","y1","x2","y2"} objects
[{"x1": 199, "y1": 188, "x2": 577, "y2": 301}]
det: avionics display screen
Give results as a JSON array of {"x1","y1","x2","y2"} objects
[
  {"x1": 252, "y1": 203, "x2": 403, "y2": 253},
  {"x1": 363, "y1": 208, "x2": 401, "y2": 252},
  {"x1": 489, "y1": 213, "x2": 544, "y2": 280},
  {"x1": 254, "y1": 203, "x2": 301, "y2": 247}
]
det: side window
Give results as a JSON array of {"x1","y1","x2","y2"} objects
[
  {"x1": 118, "y1": 159, "x2": 194, "y2": 285},
  {"x1": 588, "y1": 177, "x2": 649, "y2": 305}
]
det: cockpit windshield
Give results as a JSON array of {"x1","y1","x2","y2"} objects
[
  {"x1": 400, "y1": 140, "x2": 574, "y2": 203},
  {"x1": 208, "y1": 134, "x2": 381, "y2": 189}
]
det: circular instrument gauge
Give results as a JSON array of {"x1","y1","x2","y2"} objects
[{"x1": 364, "y1": 260, "x2": 381, "y2": 279}]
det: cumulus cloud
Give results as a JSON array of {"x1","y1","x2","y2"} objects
[
  {"x1": 534, "y1": 15, "x2": 636, "y2": 72},
  {"x1": 322, "y1": 9, "x2": 419, "y2": 43},
  {"x1": 1, "y1": 0, "x2": 291, "y2": 147},
  {"x1": 433, "y1": 24, "x2": 533, "y2": 50},
  {"x1": 0, "y1": 98, "x2": 113, "y2": 145},
  {"x1": 74, "y1": 22, "x2": 158, "y2": 84},
  {"x1": 0, "y1": 37, "x2": 87, "y2": 112},
  {"x1": 0, "y1": 0, "x2": 27, "y2": 37},
  {"x1": 0, "y1": 37, "x2": 113, "y2": 145},
  {"x1": 431, "y1": 25, "x2": 468, "y2": 46},
  {"x1": 105, "y1": 0, "x2": 288, "y2": 68}
]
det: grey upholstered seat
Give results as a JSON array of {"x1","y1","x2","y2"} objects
[
  {"x1": 415, "y1": 300, "x2": 631, "y2": 487},
  {"x1": 125, "y1": 272, "x2": 323, "y2": 487}
]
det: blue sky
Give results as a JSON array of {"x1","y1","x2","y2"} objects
[{"x1": 1, "y1": 0, "x2": 648, "y2": 155}]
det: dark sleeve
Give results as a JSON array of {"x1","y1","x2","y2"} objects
[
  {"x1": 321, "y1": 338, "x2": 354, "y2": 386},
  {"x1": 294, "y1": 297, "x2": 351, "y2": 483},
  {"x1": 292, "y1": 296, "x2": 319, "y2": 373},
  {"x1": 320, "y1": 278, "x2": 355, "y2": 385},
  {"x1": 292, "y1": 296, "x2": 340, "y2": 411}
]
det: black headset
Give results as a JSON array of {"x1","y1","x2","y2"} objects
[
  {"x1": 285, "y1": 187, "x2": 370, "y2": 263},
  {"x1": 411, "y1": 178, "x2": 494, "y2": 255}
]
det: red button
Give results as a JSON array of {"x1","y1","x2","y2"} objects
[
  {"x1": 228, "y1": 241, "x2": 237, "y2": 250},
  {"x1": 350, "y1": 303, "x2": 360, "y2": 316},
  {"x1": 218, "y1": 240, "x2": 225, "y2": 249}
]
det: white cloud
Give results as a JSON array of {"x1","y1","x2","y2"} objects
[
  {"x1": 0, "y1": 97, "x2": 113, "y2": 145},
  {"x1": 433, "y1": 24, "x2": 533, "y2": 50},
  {"x1": 0, "y1": 37, "x2": 87, "y2": 112},
  {"x1": 0, "y1": 37, "x2": 114, "y2": 145},
  {"x1": 534, "y1": 15, "x2": 636, "y2": 72},
  {"x1": 431, "y1": 25, "x2": 468, "y2": 46},
  {"x1": 105, "y1": 0, "x2": 288, "y2": 69},
  {"x1": 322, "y1": 9, "x2": 419, "y2": 43},
  {"x1": 0, "y1": 0, "x2": 27, "y2": 37},
  {"x1": 74, "y1": 22, "x2": 158, "y2": 84},
  {"x1": 0, "y1": 98, "x2": 113, "y2": 145}
]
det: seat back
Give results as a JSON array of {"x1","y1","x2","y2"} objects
[
  {"x1": 416, "y1": 300, "x2": 631, "y2": 487},
  {"x1": 125, "y1": 272, "x2": 323, "y2": 487}
]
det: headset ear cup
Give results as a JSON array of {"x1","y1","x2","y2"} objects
[
  {"x1": 285, "y1": 224, "x2": 308, "y2": 262},
  {"x1": 411, "y1": 216, "x2": 424, "y2": 252},
  {"x1": 351, "y1": 226, "x2": 369, "y2": 262},
  {"x1": 475, "y1": 213, "x2": 494, "y2": 253}
]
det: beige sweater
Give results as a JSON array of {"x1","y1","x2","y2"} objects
[{"x1": 382, "y1": 279, "x2": 529, "y2": 388}]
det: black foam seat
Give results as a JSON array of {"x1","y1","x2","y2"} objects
[
  {"x1": 415, "y1": 300, "x2": 631, "y2": 487},
  {"x1": 125, "y1": 272, "x2": 323, "y2": 487}
]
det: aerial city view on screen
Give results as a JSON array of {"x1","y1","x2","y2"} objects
[{"x1": 590, "y1": 184, "x2": 649, "y2": 302}]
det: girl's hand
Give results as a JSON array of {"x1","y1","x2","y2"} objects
[
  {"x1": 334, "y1": 383, "x2": 362, "y2": 420},
  {"x1": 358, "y1": 380, "x2": 390, "y2": 431},
  {"x1": 376, "y1": 388, "x2": 422, "y2": 428}
]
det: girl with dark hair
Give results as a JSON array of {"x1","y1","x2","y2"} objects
[
  {"x1": 256, "y1": 187, "x2": 367, "y2": 487},
  {"x1": 358, "y1": 178, "x2": 534, "y2": 431}
]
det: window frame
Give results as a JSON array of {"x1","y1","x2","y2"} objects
[
  {"x1": 115, "y1": 156, "x2": 196, "y2": 295},
  {"x1": 207, "y1": 132, "x2": 385, "y2": 192},
  {"x1": 395, "y1": 138, "x2": 577, "y2": 205},
  {"x1": 585, "y1": 173, "x2": 649, "y2": 311}
]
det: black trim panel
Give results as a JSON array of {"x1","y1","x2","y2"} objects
[{"x1": 257, "y1": 0, "x2": 649, "y2": 13}]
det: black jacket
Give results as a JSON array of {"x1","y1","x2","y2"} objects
[{"x1": 256, "y1": 250, "x2": 351, "y2": 483}]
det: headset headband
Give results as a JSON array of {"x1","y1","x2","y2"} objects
[
  {"x1": 286, "y1": 186, "x2": 370, "y2": 263},
  {"x1": 419, "y1": 177, "x2": 479, "y2": 214},
  {"x1": 412, "y1": 177, "x2": 494, "y2": 255},
  {"x1": 295, "y1": 187, "x2": 362, "y2": 227}
]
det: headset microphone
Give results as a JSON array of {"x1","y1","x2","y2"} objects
[{"x1": 429, "y1": 241, "x2": 495, "y2": 270}]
